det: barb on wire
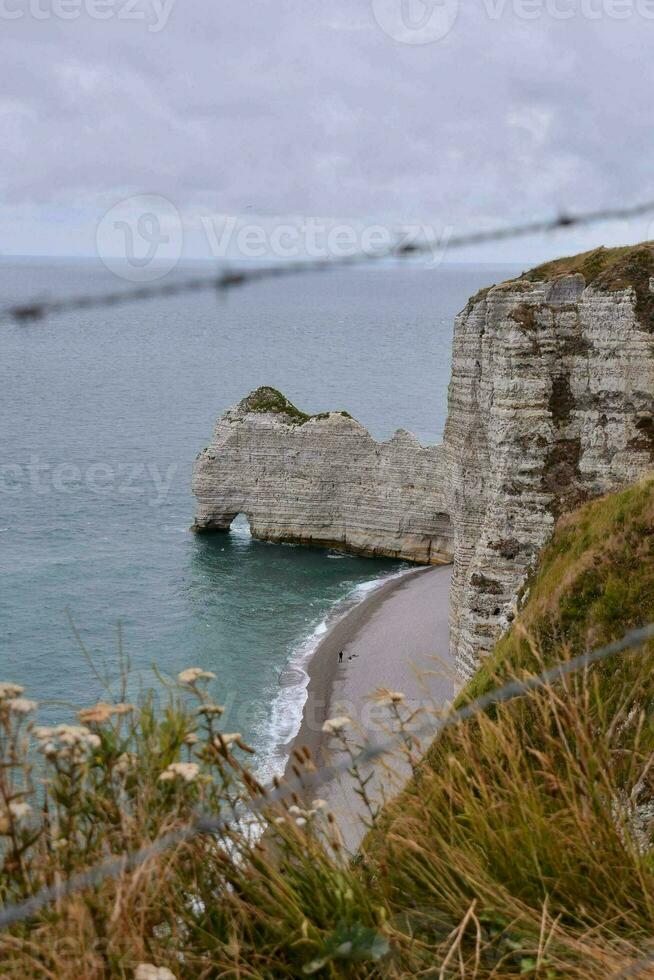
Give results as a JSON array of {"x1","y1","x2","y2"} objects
[
  {"x1": 0, "y1": 621, "x2": 652, "y2": 932},
  {"x1": 4, "y1": 197, "x2": 654, "y2": 323}
]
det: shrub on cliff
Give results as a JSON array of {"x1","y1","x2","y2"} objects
[{"x1": 1, "y1": 478, "x2": 654, "y2": 977}]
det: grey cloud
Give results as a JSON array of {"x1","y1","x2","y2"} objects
[{"x1": 1, "y1": 0, "x2": 653, "y2": 261}]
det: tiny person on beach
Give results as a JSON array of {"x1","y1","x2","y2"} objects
[{"x1": 338, "y1": 650, "x2": 343, "y2": 663}]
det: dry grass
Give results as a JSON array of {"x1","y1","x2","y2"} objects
[{"x1": 1, "y1": 478, "x2": 654, "y2": 977}]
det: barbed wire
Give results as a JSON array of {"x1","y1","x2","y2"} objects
[
  {"x1": 4, "y1": 197, "x2": 654, "y2": 323},
  {"x1": 0, "y1": 620, "x2": 652, "y2": 934}
]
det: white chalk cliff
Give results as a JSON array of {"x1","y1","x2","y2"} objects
[
  {"x1": 193, "y1": 244, "x2": 654, "y2": 678},
  {"x1": 192, "y1": 388, "x2": 453, "y2": 565}
]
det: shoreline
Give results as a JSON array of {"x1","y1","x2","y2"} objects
[
  {"x1": 284, "y1": 564, "x2": 454, "y2": 848},
  {"x1": 284, "y1": 566, "x2": 432, "y2": 766}
]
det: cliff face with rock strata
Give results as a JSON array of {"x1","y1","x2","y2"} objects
[
  {"x1": 446, "y1": 245, "x2": 654, "y2": 676},
  {"x1": 193, "y1": 244, "x2": 654, "y2": 678},
  {"x1": 192, "y1": 387, "x2": 453, "y2": 565}
]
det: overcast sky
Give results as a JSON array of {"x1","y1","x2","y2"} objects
[{"x1": 2, "y1": 0, "x2": 654, "y2": 265}]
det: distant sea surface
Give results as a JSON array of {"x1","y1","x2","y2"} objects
[{"x1": 0, "y1": 258, "x2": 519, "y2": 776}]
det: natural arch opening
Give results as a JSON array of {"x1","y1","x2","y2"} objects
[{"x1": 229, "y1": 512, "x2": 252, "y2": 539}]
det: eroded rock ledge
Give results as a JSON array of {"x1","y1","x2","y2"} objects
[{"x1": 192, "y1": 387, "x2": 453, "y2": 565}]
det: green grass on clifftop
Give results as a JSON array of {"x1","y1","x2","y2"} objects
[
  {"x1": 471, "y1": 241, "x2": 654, "y2": 331},
  {"x1": 237, "y1": 386, "x2": 354, "y2": 424}
]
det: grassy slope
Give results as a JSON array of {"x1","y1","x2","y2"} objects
[{"x1": 363, "y1": 475, "x2": 654, "y2": 975}]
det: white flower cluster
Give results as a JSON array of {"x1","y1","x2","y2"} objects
[
  {"x1": 114, "y1": 752, "x2": 136, "y2": 777},
  {"x1": 0, "y1": 800, "x2": 33, "y2": 834},
  {"x1": 0, "y1": 682, "x2": 25, "y2": 700},
  {"x1": 6, "y1": 697, "x2": 38, "y2": 715},
  {"x1": 373, "y1": 689, "x2": 406, "y2": 707},
  {"x1": 158, "y1": 762, "x2": 200, "y2": 784},
  {"x1": 196, "y1": 703, "x2": 224, "y2": 716},
  {"x1": 135, "y1": 965, "x2": 176, "y2": 980},
  {"x1": 177, "y1": 668, "x2": 216, "y2": 686},
  {"x1": 78, "y1": 702, "x2": 134, "y2": 725},
  {"x1": 287, "y1": 799, "x2": 327, "y2": 827},
  {"x1": 213, "y1": 732, "x2": 241, "y2": 750},
  {"x1": 322, "y1": 716, "x2": 351, "y2": 734},
  {"x1": 34, "y1": 725, "x2": 101, "y2": 762}
]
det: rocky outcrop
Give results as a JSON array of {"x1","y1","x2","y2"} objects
[
  {"x1": 192, "y1": 387, "x2": 452, "y2": 564},
  {"x1": 192, "y1": 244, "x2": 654, "y2": 678},
  {"x1": 446, "y1": 244, "x2": 654, "y2": 677}
]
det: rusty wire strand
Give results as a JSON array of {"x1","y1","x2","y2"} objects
[{"x1": 4, "y1": 197, "x2": 654, "y2": 322}]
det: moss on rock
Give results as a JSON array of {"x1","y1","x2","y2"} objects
[
  {"x1": 236, "y1": 386, "x2": 355, "y2": 426},
  {"x1": 509, "y1": 242, "x2": 654, "y2": 332}
]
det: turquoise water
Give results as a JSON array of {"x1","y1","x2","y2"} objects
[{"x1": 0, "y1": 258, "x2": 518, "y2": 773}]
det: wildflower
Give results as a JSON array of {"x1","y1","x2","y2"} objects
[
  {"x1": 112, "y1": 703, "x2": 134, "y2": 715},
  {"x1": 33, "y1": 726, "x2": 56, "y2": 740},
  {"x1": 0, "y1": 682, "x2": 24, "y2": 700},
  {"x1": 8, "y1": 801, "x2": 32, "y2": 822},
  {"x1": 33, "y1": 724, "x2": 100, "y2": 760},
  {"x1": 322, "y1": 716, "x2": 351, "y2": 734},
  {"x1": 78, "y1": 702, "x2": 135, "y2": 724},
  {"x1": 213, "y1": 732, "x2": 241, "y2": 749},
  {"x1": 135, "y1": 966, "x2": 177, "y2": 980},
  {"x1": 78, "y1": 702, "x2": 115, "y2": 724},
  {"x1": 114, "y1": 752, "x2": 136, "y2": 776},
  {"x1": 40, "y1": 742, "x2": 57, "y2": 759},
  {"x1": 159, "y1": 762, "x2": 200, "y2": 784},
  {"x1": 57, "y1": 726, "x2": 101, "y2": 749},
  {"x1": 177, "y1": 667, "x2": 215, "y2": 685},
  {"x1": 373, "y1": 688, "x2": 406, "y2": 706},
  {"x1": 196, "y1": 703, "x2": 224, "y2": 716},
  {"x1": 312, "y1": 798, "x2": 328, "y2": 810},
  {"x1": 7, "y1": 697, "x2": 38, "y2": 714},
  {"x1": 183, "y1": 732, "x2": 199, "y2": 745},
  {"x1": 288, "y1": 804, "x2": 317, "y2": 821}
]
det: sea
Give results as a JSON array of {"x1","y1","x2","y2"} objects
[{"x1": 0, "y1": 258, "x2": 519, "y2": 778}]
